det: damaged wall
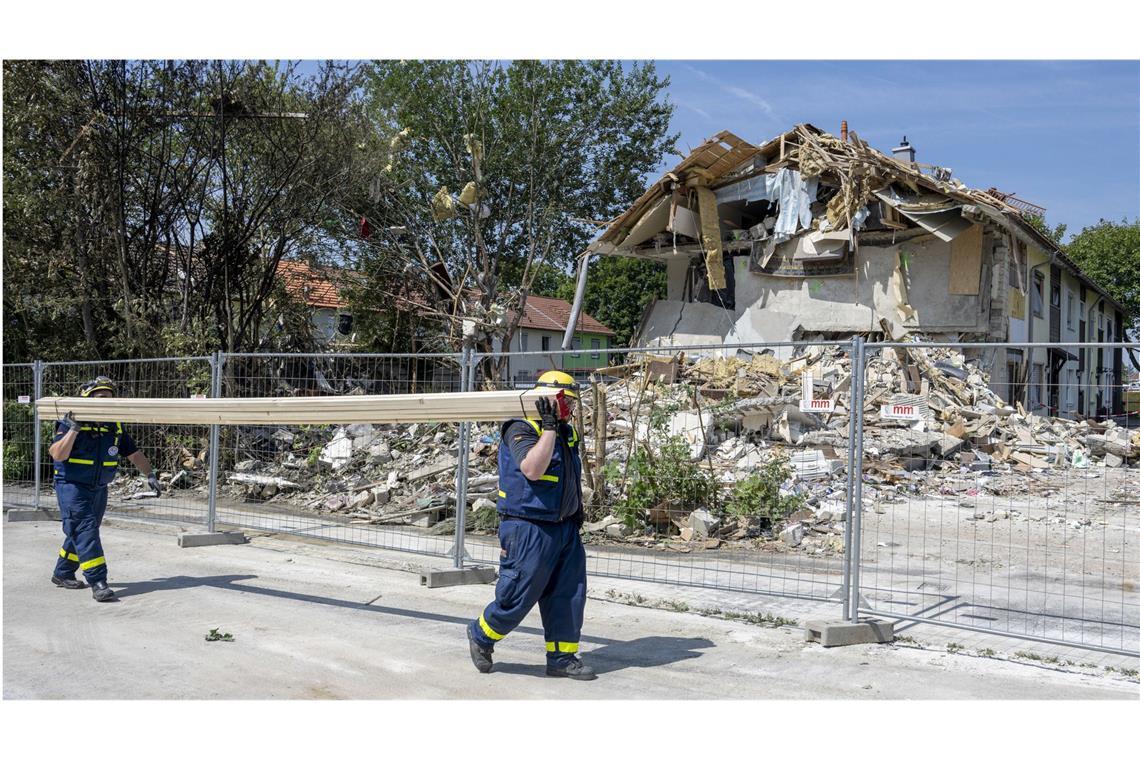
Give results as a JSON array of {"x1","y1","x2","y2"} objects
[{"x1": 639, "y1": 229, "x2": 1001, "y2": 349}]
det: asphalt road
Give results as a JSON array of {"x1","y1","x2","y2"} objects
[{"x1": 4, "y1": 518, "x2": 1136, "y2": 699}]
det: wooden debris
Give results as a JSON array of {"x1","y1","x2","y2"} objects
[{"x1": 36, "y1": 388, "x2": 561, "y2": 426}]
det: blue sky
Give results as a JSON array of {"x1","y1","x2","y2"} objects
[
  {"x1": 297, "y1": 59, "x2": 1138, "y2": 239},
  {"x1": 654, "y1": 60, "x2": 1139, "y2": 240}
]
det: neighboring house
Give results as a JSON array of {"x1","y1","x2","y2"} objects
[
  {"x1": 276, "y1": 260, "x2": 356, "y2": 345},
  {"x1": 582, "y1": 124, "x2": 1131, "y2": 418},
  {"x1": 501, "y1": 295, "x2": 617, "y2": 385}
]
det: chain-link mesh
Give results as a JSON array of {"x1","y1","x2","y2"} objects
[
  {"x1": 472, "y1": 341, "x2": 857, "y2": 604},
  {"x1": 214, "y1": 353, "x2": 467, "y2": 559},
  {"x1": 40, "y1": 358, "x2": 213, "y2": 525},
  {"x1": 854, "y1": 341, "x2": 1139, "y2": 656},
  {"x1": 2, "y1": 364, "x2": 37, "y2": 507}
]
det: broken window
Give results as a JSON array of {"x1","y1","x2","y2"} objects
[
  {"x1": 1032, "y1": 271, "x2": 1045, "y2": 317},
  {"x1": 337, "y1": 313, "x2": 353, "y2": 335},
  {"x1": 1029, "y1": 363, "x2": 1044, "y2": 408},
  {"x1": 1008, "y1": 240, "x2": 1027, "y2": 291},
  {"x1": 687, "y1": 253, "x2": 737, "y2": 311}
]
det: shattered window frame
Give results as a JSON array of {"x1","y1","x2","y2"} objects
[{"x1": 1032, "y1": 271, "x2": 1045, "y2": 318}]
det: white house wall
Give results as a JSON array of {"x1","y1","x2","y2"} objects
[{"x1": 641, "y1": 235, "x2": 996, "y2": 351}]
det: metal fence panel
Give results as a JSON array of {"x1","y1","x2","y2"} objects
[
  {"x1": 214, "y1": 352, "x2": 467, "y2": 559},
  {"x1": 853, "y1": 341, "x2": 1139, "y2": 656},
  {"x1": 2, "y1": 364, "x2": 38, "y2": 507},
  {"x1": 39, "y1": 357, "x2": 214, "y2": 526},
  {"x1": 472, "y1": 340, "x2": 858, "y2": 605}
]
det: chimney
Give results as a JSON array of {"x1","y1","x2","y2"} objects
[
  {"x1": 892, "y1": 135, "x2": 916, "y2": 164},
  {"x1": 840, "y1": 120, "x2": 848, "y2": 142}
]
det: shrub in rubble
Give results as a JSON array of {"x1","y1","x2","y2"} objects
[
  {"x1": 619, "y1": 435, "x2": 714, "y2": 530},
  {"x1": 2, "y1": 402, "x2": 34, "y2": 482},
  {"x1": 725, "y1": 454, "x2": 804, "y2": 522}
]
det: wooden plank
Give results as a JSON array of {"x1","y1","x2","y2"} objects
[
  {"x1": 949, "y1": 223, "x2": 983, "y2": 295},
  {"x1": 35, "y1": 388, "x2": 561, "y2": 426}
]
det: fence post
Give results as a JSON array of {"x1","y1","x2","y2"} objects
[
  {"x1": 205, "y1": 351, "x2": 223, "y2": 533},
  {"x1": 847, "y1": 336, "x2": 867, "y2": 623},
  {"x1": 451, "y1": 347, "x2": 474, "y2": 568},
  {"x1": 32, "y1": 360, "x2": 44, "y2": 509},
  {"x1": 839, "y1": 340, "x2": 858, "y2": 621}
]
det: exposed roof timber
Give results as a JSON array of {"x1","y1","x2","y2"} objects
[
  {"x1": 588, "y1": 122, "x2": 1130, "y2": 318},
  {"x1": 600, "y1": 130, "x2": 761, "y2": 246}
]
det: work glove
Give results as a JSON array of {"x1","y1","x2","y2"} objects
[
  {"x1": 63, "y1": 411, "x2": 82, "y2": 434},
  {"x1": 535, "y1": 397, "x2": 558, "y2": 431},
  {"x1": 147, "y1": 473, "x2": 163, "y2": 495}
]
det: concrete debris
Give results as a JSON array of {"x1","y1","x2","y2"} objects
[
  {"x1": 780, "y1": 523, "x2": 805, "y2": 547},
  {"x1": 104, "y1": 338, "x2": 1133, "y2": 553},
  {"x1": 688, "y1": 509, "x2": 720, "y2": 538}
]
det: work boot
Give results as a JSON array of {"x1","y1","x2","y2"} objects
[
  {"x1": 466, "y1": 624, "x2": 494, "y2": 673},
  {"x1": 51, "y1": 575, "x2": 87, "y2": 590},
  {"x1": 91, "y1": 580, "x2": 115, "y2": 602},
  {"x1": 546, "y1": 656, "x2": 597, "y2": 681}
]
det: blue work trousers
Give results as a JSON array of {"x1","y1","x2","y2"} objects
[
  {"x1": 470, "y1": 516, "x2": 587, "y2": 663},
  {"x1": 53, "y1": 480, "x2": 109, "y2": 584}
]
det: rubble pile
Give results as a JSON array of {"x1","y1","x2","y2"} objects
[{"x1": 109, "y1": 343, "x2": 1137, "y2": 553}]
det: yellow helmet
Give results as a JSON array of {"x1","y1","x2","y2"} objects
[
  {"x1": 535, "y1": 370, "x2": 579, "y2": 399},
  {"x1": 79, "y1": 375, "x2": 116, "y2": 397}
]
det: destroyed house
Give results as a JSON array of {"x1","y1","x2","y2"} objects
[{"x1": 581, "y1": 124, "x2": 1132, "y2": 418}]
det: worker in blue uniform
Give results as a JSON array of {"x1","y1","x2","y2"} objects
[
  {"x1": 467, "y1": 370, "x2": 596, "y2": 680},
  {"x1": 48, "y1": 376, "x2": 162, "y2": 602}
]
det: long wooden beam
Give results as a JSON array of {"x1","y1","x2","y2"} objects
[{"x1": 35, "y1": 388, "x2": 560, "y2": 426}]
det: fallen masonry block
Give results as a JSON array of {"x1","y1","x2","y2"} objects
[
  {"x1": 178, "y1": 530, "x2": 248, "y2": 548},
  {"x1": 420, "y1": 566, "x2": 497, "y2": 588},
  {"x1": 803, "y1": 619, "x2": 895, "y2": 647}
]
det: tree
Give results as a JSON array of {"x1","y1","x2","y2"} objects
[
  {"x1": 352, "y1": 60, "x2": 675, "y2": 367},
  {"x1": 1063, "y1": 218, "x2": 1140, "y2": 336},
  {"x1": 554, "y1": 256, "x2": 666, "y2": 347},
  {"x1": 1024, "y1": 213, "x2": 1067, "y2": 246},
  {"x1": 3, "y1": 60, "x2": 376, "y2": 361}
]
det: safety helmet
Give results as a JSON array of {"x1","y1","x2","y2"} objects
[
  {"x1": 79, "y1": 375, "x2": 116, "y2": 398},
  {"x1": 535, "y1": 370, "x2": 579, "y2": 399}
]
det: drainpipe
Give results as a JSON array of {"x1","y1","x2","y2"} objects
[
  {"x1": 1023, "y1": 253, "x2": 1056, "y2": 408},
  {"x1": 562, "y1": 252, "x2": 592, "y2": 350}
]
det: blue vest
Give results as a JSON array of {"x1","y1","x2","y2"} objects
[
  {"x1": 54, "y1": 422, "x2": 123, "y2": 487},
  {"x1": 497, "y1": 418, "x2": 581, "y2": 522}
]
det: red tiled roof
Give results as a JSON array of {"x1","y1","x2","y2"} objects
[
  {"x1": 277, "y1": 260, "x2": 348, "y2": 309},
  {"x1": 516, "y1": 295, "x2": 615, "y2": 336}
]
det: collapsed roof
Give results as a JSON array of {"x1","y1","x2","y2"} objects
[{"x1": 586, "y1": 123, "x2": 1124, "y2": 313}]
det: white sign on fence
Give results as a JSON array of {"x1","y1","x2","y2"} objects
[
  {"x1": 880, "y1": 402, "x2": 923, "y2": 420},
  {"x1": 191, "y1": 394, "x2": 207, "y2": 399},
  {"x1": 17, "y1": 395, "x2": 30, "y2": 404},
  {"x1": 798, "y1": 372, "x2": 835, "y2": 413}
]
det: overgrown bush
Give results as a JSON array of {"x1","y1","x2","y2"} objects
[
  {"x1": 725, "y1": 454, "x2": 804, "y2": 520},
  {"x1": 618, "y1": 435, "x2": 714, "y2": 529},
  {"x1": 2, "y1": 401, "x2": 35, "y2": 481}
]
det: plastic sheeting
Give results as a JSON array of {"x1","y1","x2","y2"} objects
[{"x1": 714, "y1": 168, "x2": 818, "y2": 243}]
